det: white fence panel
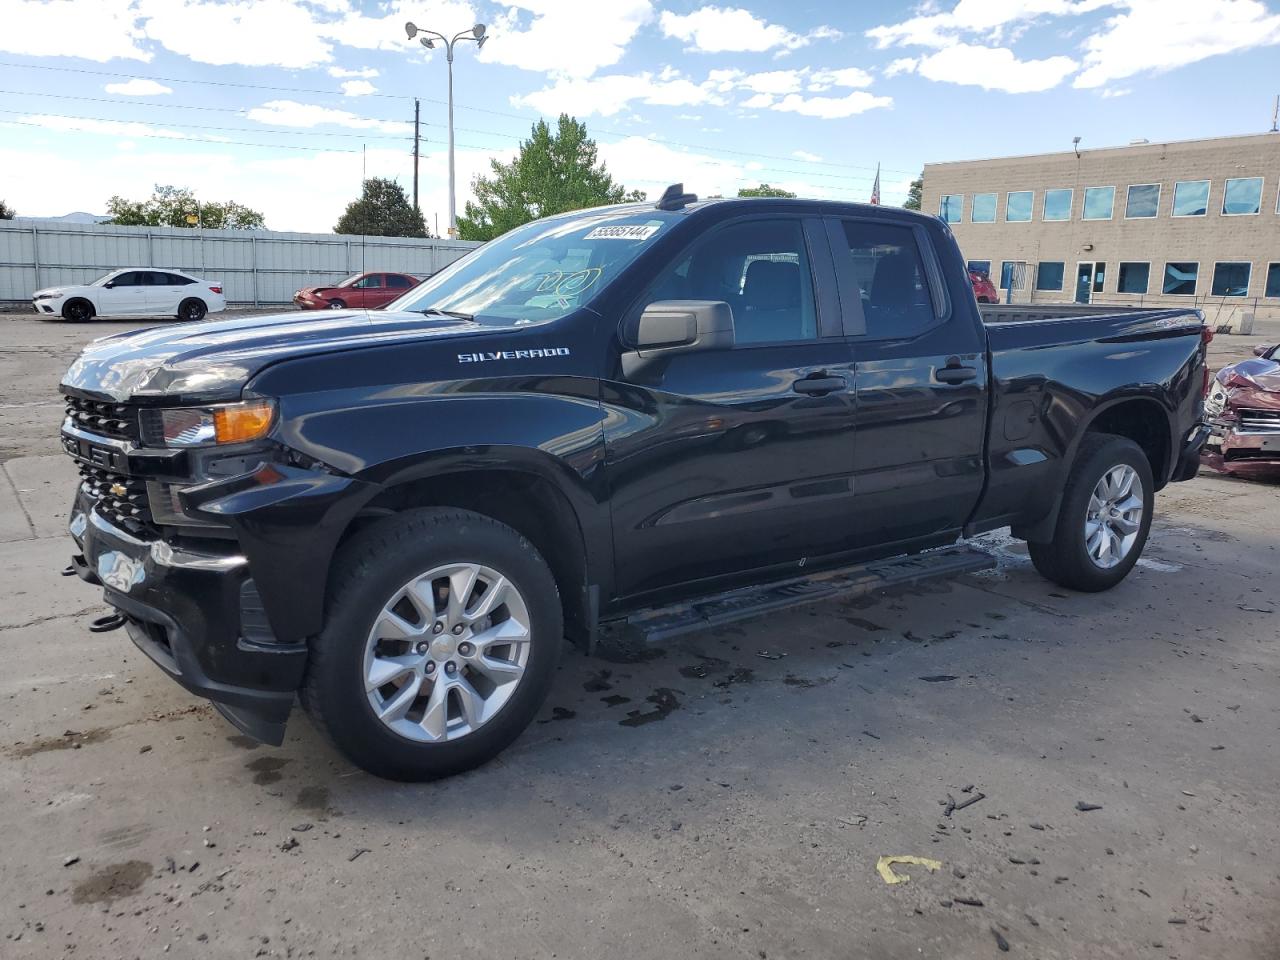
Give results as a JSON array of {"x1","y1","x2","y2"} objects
[{"x1": 0, "y1": 220, "x2": 479, "y2": 306}]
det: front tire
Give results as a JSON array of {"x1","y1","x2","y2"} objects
[
  {"x1": 177, "y1": 298, "x2": 207, "y2": 322},
  {"x1": 61, "y1": 298, "x2": 94, "y2": 322},
  {"x1": 301, "y1": 508, "x2": 563, "y2": 781},
  {"x1": 1028, "y1": 433, "x2": 1154, "y2": 592},
  {"x1": 327, "y1": 298, "x2": 346, "y2": 310}
]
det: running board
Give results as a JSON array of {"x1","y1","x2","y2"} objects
[{"x1": 603, "y1": 546, "x2": 996, "y2": 646}]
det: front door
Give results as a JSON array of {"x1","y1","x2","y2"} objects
[
  {"x1": 102, "y1": 270, "x2": 150, "y2": 315},
  {"x1": 605, "y1": 216, "x2": 858, "y2": 601},
  {"x1": 828, "y1": 216, "x2": 989, "y2": 552},
  {"x1": 1075, "y1": 262, "x2": 1094, "y2": 303},
  {"x1": 349, "y1": 274, "x2": 384, "y2": 308}
]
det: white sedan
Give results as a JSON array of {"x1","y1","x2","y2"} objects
[{"x1": 32, "y1": 268, "x2": 227, "y2": 323}]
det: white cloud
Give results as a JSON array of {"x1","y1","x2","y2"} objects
[
  {"x1": 740, "y1": 93, "x2": 775, "y2": 108},
  {"x1": 480, "y1": 0, "x2": 653, "y2": 79},
  {"x1": 137, "y1": 0, "x2": 336, "y2": 68},
  {"x1": 808, "y1": 67, "x2": 874, "y2": 90},
  {"x1": 318, "y1": 0, "x2": 476, "y2": 53},
  {"x1": 245, "y1": 100, "x2": 404, "y2": 133},
  {"x1": 793, "y1": 150, "x2": 823, "y2": 162},
  {"x1": 916, "y1": 43, "x2": 1078, "y2": 92},
  {"x1": 104, "y1": 78, "x2": 173, "y2": 96},
  {"x1": 511, "y1": 72, "x2": 725, "y2": 118},
  {"x1": 737, "y1": 70, "x2": 807, "y2": 95},
  {"x1": 868, "y1": 0, "x2": 1109, "y2": 49},
  {"x1": 1074, "y1": 0, "x2": 1280, "y2": 88},
  {"x1": 883, "y1": 57, "x2": 919, "y2": 77},
  {"x1": 0, "y1": 0, "x2": 150, "y2": 61},
  {"x1": 1099, "y1": 86, "x2": 1130, "y2": 97},
  {"x1": 340, "y1": 79, "x2": 377, "y2": 96},
  {"x1": 769, "y1": 91, "x2": 893, "y2": 119},
  {"x1": 328, "y1": 66, "x2": 379, "y2": 79},
  {"x1": 659, "y1": 5, "x2": 839, "y2": 54}
]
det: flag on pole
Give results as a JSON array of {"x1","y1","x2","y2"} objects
[{"x1": 870, "y1": 163, "x2": 881, "y2": 205}]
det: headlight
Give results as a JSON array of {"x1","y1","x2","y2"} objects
[
  {"x1": 142, "y1": 399, "x2": 275, "y2": 447},
  {"x1": 34, "y1": 292, "x2": 62, "y2": 300}
]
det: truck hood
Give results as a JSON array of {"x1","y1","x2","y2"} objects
[
  {"x1": 61, "y1": 308, "x2": 501, "y2": 403},
  {"x1": 1218, "y1": 356, "x2": 1280, "y2": 393}
]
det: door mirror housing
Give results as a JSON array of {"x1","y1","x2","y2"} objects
[
  {"x1": 103, "y1": 282, "x2": 116, "y2": 289},
  {"x1": 1253, "y1": 344, "x2": 1275, "y2": 358},
  {"x1": 623, "y1": 300, "x2": 735, "y2": 377}
]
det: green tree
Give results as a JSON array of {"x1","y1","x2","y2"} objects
[
  {"x1": 0, "y1": 199, "x2": 14, "y2": 219},
  {"x1": 334, "y1": 177, "x2": 428, "y2": 237},
  {"x1": 902, "y1": 174, "x2": 923, "y2": 211},
  {"x1": 106, "y1": 184, "x2": 265, "y2": 229},
  {"x1": 737, "y1": 183, "x2": 796, "y2": 198},
  {"x1": 457, "y1": 114, "x2": 641, "y2": 241}
]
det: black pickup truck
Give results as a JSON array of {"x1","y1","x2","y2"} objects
[{"x1": 60, "y1": 189, "x2": 1210, "y2": 780}]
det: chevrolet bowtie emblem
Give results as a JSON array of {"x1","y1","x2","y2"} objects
[{"x1": 109, "y1": 482, "x2": 127, "y2": 497}]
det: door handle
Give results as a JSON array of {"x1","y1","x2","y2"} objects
[
  {"x1": 935, "y1": 364, "x2": 977, "y2": 384},
  {"x1": 793, "y1": 375, "x2": 847, "y2": 396}
]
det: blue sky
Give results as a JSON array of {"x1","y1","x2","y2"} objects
[{"x1": 3, "y1": 0, "x2": 1280, "y2": 233}]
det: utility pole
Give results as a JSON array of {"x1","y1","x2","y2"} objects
[{"x1": 412, "y1": 98, "x2": 421, "y2": 210}]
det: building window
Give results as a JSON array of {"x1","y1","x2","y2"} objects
[
  {"x1": 1082, "y1": 186, "x2": 1115, "y2": 220},
  {"x1": 1222, "y1": 177, "x2": 1263, "y2": 215},
  {"x1": 1000, "y1": 261, "x2": 1027, "y2": 290},
  {"x1": 1035, "y1": 262, "x2": 1065, "y2": 291},
  {"x1": 939, "y1": 194, "x2": 963, "y2": 223},
  {"x1": 1042, "y1": 188, "x2": 1072, "y2": 221},
  {"x1": 1163, "y1": 262, "x2": 1198, "y2": 296},
  {"x1": 1117, "y1": 262, "x2": 1150, "y2": 294},
  {"x1": 1211, "y1": 262, "x2": 1251, "y2": 297},
  {"x1": 967, "y1": 260, "x2": 991, "y2": 275},
  {"x1": 1172, "y1": 180, "x2": 1210, "y2": 217},
  {"x1": 1125, "y1": 183, "x2": 1160, "y2": 219},
  {"x1": 971, "y1": 193, "x2": 997, "y2": 223},
  {"x1": 1005, "y1": 191, "x2": 1033, "y2": 222},
  {"x1": 1266, "y1": 263, "x2": 1280, "y2": 298}
]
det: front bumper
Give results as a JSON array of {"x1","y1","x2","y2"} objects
[
  {"x1": 1201, "y1": 420, "x2": 1280, "y2": 478},
  {"x1": 68, "y1": 488, "x2": 307, "y2": 744}
]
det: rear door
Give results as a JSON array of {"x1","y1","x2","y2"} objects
[
  {"x1": 827, "y1": 216, "x2": 988, "y2": 550},
  {"x1": 382, "y1": 273, "x2": 416, "y2": 307},
  {"x1": 101, "y1": 271, "x2": 149, "y2": 315},
  {"x1": 606, "y1": 215, "x2": 859, "y2": 600},
  {"x1": 148, "y1": 271, "x2": 189, "y2": 315}
]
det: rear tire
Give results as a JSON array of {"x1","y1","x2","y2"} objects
[
  {"x1": 1028, "y1": 433, "x2": 1154, "y2": 592},
  {"x1": 327, "y1": 298, "x2": 346, "y2": 310},
  {"x1": 177, "y1": 298, "x2": 207, "y2": 322},
  {"x1": 301, "y1": 508, "x2": 563, "y2": 781},
  {"x1": 61, "y1": 299, "x2": 94, "y2": 323}
]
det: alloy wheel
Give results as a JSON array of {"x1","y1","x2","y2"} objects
[
  {"x1": 1084, "y1": 464, "x2": 1143, "y2": 569},
  {"x1": 362, "y1": 563, "x2": 531, "y2": 742}
]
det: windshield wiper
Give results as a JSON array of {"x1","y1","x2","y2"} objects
[{"x1": 418, "y1": 308, "x2": 475, "y2": 321}]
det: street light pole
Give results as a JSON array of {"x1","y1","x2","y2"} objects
[{"x1": 404, "y1": 20, "x2": 487, "y2": 238}]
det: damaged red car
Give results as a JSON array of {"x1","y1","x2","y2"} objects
[{"x1": 1202, "y1": 343, "x2": 1280, "y2": 479}]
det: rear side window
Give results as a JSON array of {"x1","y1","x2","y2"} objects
[
  {"x1": 386, "y1": 274, "x2": 414, "y2": 288},
  {"x1": 837, "y1": 220, "x2": 937, "y2": 339},
  {"x1": 647, "y1": 218, "x2": 818, "y2": 344},
  {"x1": 168, "y1": 273, "x2": 196, "y2": 285}
]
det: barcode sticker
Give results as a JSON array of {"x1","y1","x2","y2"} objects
[{"x1": 583, "y1": 224, "x2": 660, "y2": 241}]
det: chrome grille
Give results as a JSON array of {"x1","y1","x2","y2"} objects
[
  {"x1": 78, "y1": 464, "x2": 153, "y2": 534},
  {"x1": 1238, "y1": 409, "x2": 1280, "y2": 433},
  {"x1": 64, "y1": 396, "x2": 139, "y2": 442}
]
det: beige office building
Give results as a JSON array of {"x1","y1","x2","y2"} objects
[{"x1": 921, "y1": 132, "x2": 1280, "y2": 326}]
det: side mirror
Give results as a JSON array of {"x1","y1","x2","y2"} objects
[
  {"x1": 103, "y1": 282, "x2": 115, "y2": 289},
  {"x1": 1253, "y1": 344, "x2": 1274, "y2": 358},
  {"x1": 622, "y1": 300, "x2": 735, "y2": 377}
]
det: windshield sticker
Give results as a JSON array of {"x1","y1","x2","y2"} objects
[
  {"x1": 584, "y1": 224, "x2": 660, "y2": 241},
  {"x1": 458, "y1": 347, "x2": 570, "y2": 363}
]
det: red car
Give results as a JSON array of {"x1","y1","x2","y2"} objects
[
  {"x1": 293, "y1": 272, "x2": 419, "y2": 310},
  {"x1": 1202, "y1": 342, "x2": 1280, "y2": 480},
  {"x1": 969, "y1": 269, "x2": 999, "y2": 304}
]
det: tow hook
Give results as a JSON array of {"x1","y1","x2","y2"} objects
[
  {"x1": 60, "y1": 564, "x2": 76, "y2": 577},
  {"x1": 88, "y1": 613, "x2": 127, "y2": 634}
]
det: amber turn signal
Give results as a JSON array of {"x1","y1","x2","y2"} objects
[{"x1": 213, "y1": 400, "x2": 275, "y2": 444}]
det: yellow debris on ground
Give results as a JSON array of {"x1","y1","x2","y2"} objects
[{"x1": 876, "y1": 855, "x2": 943, "y2": 885}]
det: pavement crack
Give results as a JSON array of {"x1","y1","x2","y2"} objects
[
  {"x1": 0, "y1": 606, "x2": 106, "y2": 632},
  {"x1": 0, "y1": 459, "x2": 39, "y2": 539}
]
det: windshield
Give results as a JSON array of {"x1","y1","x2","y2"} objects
[
  {"x1": 387, "y1": 208, "x2": 675, "y2": 323},
  {"x1": 91, "y1": 271, "x2": 124, "y2": 287},
  {"x1": 334, "y1": 275, "x2": 362, "y2": 288}
]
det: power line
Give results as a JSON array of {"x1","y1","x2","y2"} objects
[
  {"x1": 0, "y1": 60, "x2": 920, "y2": 177},
  {"x1": 0, "y1": 108, "x2": 411, "y2": 141},
  {"x1": 1, "y1": 118, "x2": 367, "y2": 153}
]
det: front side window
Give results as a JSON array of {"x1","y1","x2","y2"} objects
[
  {"x1": 1042, "y1": 189, "x2": 1072, "y2": 221},
  {"x1": 1036, "y1": 262, "x2": 1064, "y2": 291},
  {"x1": 353, "y1": 275, "x2": 383, "y2": 289},
  {"x1": 1005, "y1": 191, "x2": 1033, "y2": 222},
  {"x1": 1267, "y1": 263, "x2": 1280, "y2": 298},
  {"x1": 1125, "y1": 183, "x2": 1160, "y2": 219},
  {"x1": 651, "y1": 218, "x2": 817, "y2": 344},
  {"x1": 1163, "y1": 262, "x2": 1198, "y2": 295},
  {"x1": 1222, "y1": 177, "x2": 1263, "y2": 215},
  {"x1": 391, "y1": 209, "x2": 677, "y2": 323},
  {"x1": 971, "y1": 193, "x2": 997, "y2": 223},
  {"x1": 1172, "y1": 180, "x2": 1209, "y2": 217},
  {"x1": 110, "y1": 271, "x2": 145, "y2": 287},
  {"x1": 1117, "y1": 262, "x2": 1150, "y2": 294},
  {"x1": 839, "y1": 220, "x2": 936, "y2": 339},
  {"x1": 1082, "y1": 186, "x2": 1115, "y2": 220},
  {"x1": 1212, "y1": 262, "x2": 1251, "y2": 297},
  {"x1": 939, "y1": 195, "x2": 963, "y2": 223}
]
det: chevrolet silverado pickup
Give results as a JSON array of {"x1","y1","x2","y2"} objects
[{"x1": 59, "y1": 188, "x2": 1211, "y2": 780}]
